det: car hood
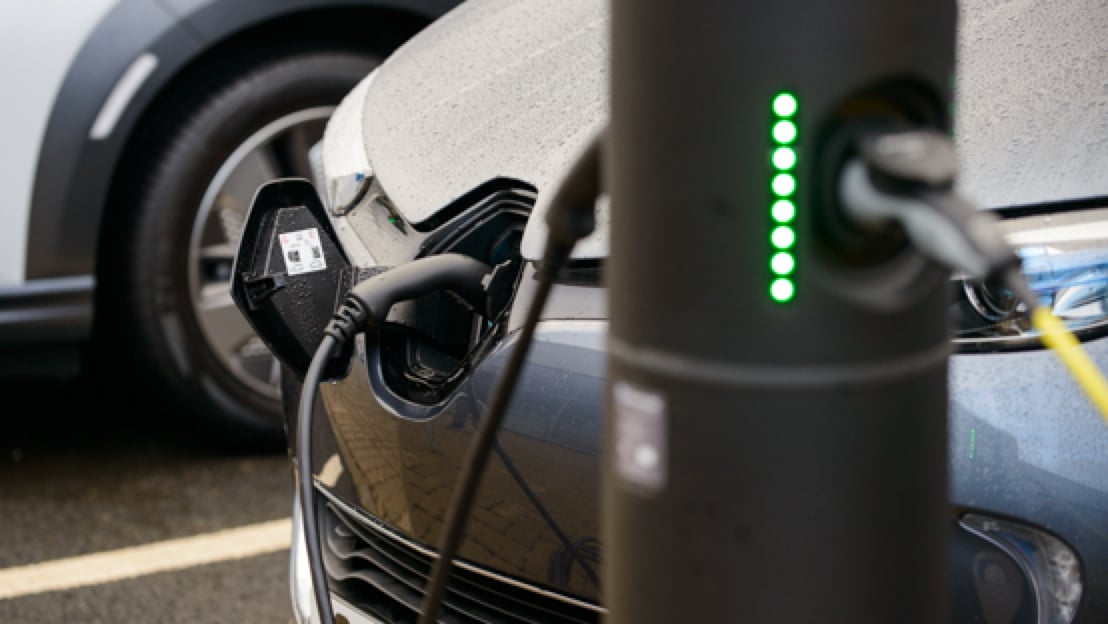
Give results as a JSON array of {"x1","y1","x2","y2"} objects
[
  {"x1": 361, "y1": 0, "x2": 608, "y2": 230},
  {"x1": 362, "y1": 0, "x2": 1108, "y2": 240}
]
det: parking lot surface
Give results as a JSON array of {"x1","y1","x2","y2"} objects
[{"x1": 0, "y1": 378, "x2": 296, "y2": 623}]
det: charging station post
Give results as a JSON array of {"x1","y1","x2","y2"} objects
[{"x1": 604, "y1": 2, "x2": 957, "y2": 621}]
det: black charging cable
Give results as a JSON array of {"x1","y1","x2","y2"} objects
[
  {"x1": 297, "y1": 332, "x2": 344, "y2": 624},
  {"x1": 297, "y1": 253, "x2": 492, "y2": 624},
  {"x1": 417, "y1": 134, "x2": 602, "y2": 624}
]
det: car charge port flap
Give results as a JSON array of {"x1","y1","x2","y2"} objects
[{"x1": 231, "y1": 178, "x2": 353, "y2": 381}]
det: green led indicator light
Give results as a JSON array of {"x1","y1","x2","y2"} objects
[
  {"x1": 770, "y1": 91, "x2": 799, "y2": 303},
  {"x1": 772, "y1": 173, "x2": 796, "y2": 197},
  {"x1": 969, "y1": 428, "x2": 976, "y2": 459},
  {"x1": 771, "y1": 225, "x2": 795, "y2": 249},
  {"x1": 772, "y1": 147, "x2": 797, "y2": 170},
  {"x1": 771, "y1": 252, "x2": 795, "y2": 275},
  {"x1": 772, "y1": 120, "x2": 797, "y2": 144},
  {"x1": 773, "y1": 92, "x2": 798, "y2": 118},
  {"x1": 772, "y1": 200, "x2": 796, "y2": 223},
  {"x1": 770, "y1": 278, "x2": 795, "y2": 303}
]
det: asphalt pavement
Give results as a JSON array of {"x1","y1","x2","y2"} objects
[{"x1": 0, "y1": 377, "x2": 296, "y2": 623}]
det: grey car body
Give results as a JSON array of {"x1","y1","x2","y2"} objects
[{"x1": 289, "y1": 0, "x2": 1108, "y2": 621}]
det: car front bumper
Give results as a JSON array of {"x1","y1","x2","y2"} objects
[{"x1": 290, "y1": 488, "x2": 386, "y2": 624}]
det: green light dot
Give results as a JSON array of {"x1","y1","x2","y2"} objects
[
  {"x1": 773, "y1": 92, "x2": 798, "y2": 118},
  {"x1": 772, "y1": 173, "x2": 796, "y2": 197},
  {"x1": 770, "y1": 278, "x2": 795, "y2": 302},
  {"x1": 772, "y1": 199, "x2": 796, "y2": 223},
  {"x1": 771, "y1": 225, "x2": 795, "y2": 249},
  {"x1": 771, "y1": 252, "x2": 795, "y2": 275},
  {"x1": 773, "y1": 120, "x2": 797, "y2": 144},
  {"x1": 772, "y1": 147, "x2": 797, "y2": 170}
]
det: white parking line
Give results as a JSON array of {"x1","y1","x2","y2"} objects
[{"x1": 0, "y1": 518, "x2": 292, "y2": 600}]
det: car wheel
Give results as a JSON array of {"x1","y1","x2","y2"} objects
[{"x1": 115, "y1": 50, "x2": 380, "y2": 447}]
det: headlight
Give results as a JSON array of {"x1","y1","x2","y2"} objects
[
  {"x1": 953, "y1": 206, "x2": 1108, "y2": 350},
  {"x1": 312, "y1": 68, "x2": 380, "y2": 216},
  {"x1": 325, "y1": 169, "x2": 373, "y2": 216}
]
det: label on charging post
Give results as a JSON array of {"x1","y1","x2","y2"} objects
[
  {"x1": 278, "y1": 228, "x2": 327, "y2": 276},
  {"x1": 613, "y1": 381, "x2": 668, "y2": 495}
]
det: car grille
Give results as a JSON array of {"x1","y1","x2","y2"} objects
[{"x1": 321, "y1": 499, "x2": 601, "y2": 623}]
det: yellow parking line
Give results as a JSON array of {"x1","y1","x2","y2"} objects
[{"x1": 0, "y1": 518, "x2": 292, "y2": 600}]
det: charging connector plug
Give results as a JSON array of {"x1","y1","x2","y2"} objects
[
  {"x1": 839, "y1": 128, "x2": 1018, "y2": 281},
  {"x1": 839, "y1": 128, "x2": 1108, "y2": 426}
]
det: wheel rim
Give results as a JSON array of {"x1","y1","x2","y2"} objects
[{"x1": 187, "y1": 107, "x2": 334, "y2": 401}]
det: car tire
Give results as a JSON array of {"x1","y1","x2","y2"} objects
[{"x1": 111, "y1": 49, "x2": 380, "y2": 448}]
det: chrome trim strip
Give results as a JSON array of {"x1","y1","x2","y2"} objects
[
  {"x1": 316, "y1": 484, "x2": 606, "y2": 615},
  {"x1": 332, "y1": 595, "x2": 387, "y2": 624},
  {"x1": 89, "y1": 53, "x2": 158, "y2": 140},
  {"x1": 293, "y1": 492, "x2": 388, "y2": 624},
  {"x1": 290, "y1": 495, "x2": 316, "y2": 624}
]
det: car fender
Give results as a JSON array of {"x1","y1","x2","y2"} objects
[
  {"x1": 24, "y1": 0, "x2": 459, "y2": 284},
  {"x1": 0, "y1": 0, "x2": 119, "y2": 288}
]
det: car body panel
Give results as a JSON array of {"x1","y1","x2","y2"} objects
[
  {"x1": 949, "y1": 347, "x2": 1108, "y2": 617},
  {"x1": 0, "y1": 0, "x2": 120, "y2": 286},
  {"x1": 953, "y1": 0, "x2": 1108, "y2": 210},
  {"x1": 316, "y1": 321, "x2": 605, "y2": 601},
  {"x1": 319, "y1": 339, "x2": 1108, "y2": 614},
  {"x1": 24, "y1": 0, "x2": 190, "y2": 282}
]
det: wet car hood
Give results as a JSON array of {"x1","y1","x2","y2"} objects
[
  {"x1": 363, "y1": 0, "x2": 1108, "y2": 254},
  {"x1": 361, "y1": 0, "x2": 608, "y2": 231}
]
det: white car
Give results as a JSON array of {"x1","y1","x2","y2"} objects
[{"x1": 0, "y1": 0, "x2": 459, "y2": 444}]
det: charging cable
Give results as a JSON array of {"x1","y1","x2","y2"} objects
[
  {"x1": 417, "y1": 134, "x2": 602, "y2": 624},
  {"x1": 840, "y1": 128, "x2": 1108, "y2": 425},
  {"x1": 1007, "y1": 270, "x2": 1108, "y2": 420},
  {"x1": 297, "y1": 253, "x2": 492, "y2": 624}
]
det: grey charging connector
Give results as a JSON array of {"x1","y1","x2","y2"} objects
[{"x1": 838, "y1": 129, "x2": 1019, "y2": 281}]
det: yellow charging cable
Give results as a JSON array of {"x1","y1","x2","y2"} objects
[{"x1": 1030, "y1": 306, "x2": 1108, "y2": 425}]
